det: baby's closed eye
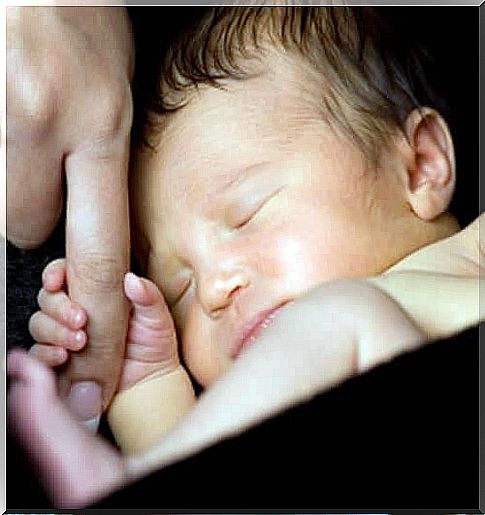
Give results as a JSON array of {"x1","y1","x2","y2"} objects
[{"x1": 226, "y1": 186, "x2": 285, "y2": 229}]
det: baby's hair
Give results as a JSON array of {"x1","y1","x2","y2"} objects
[{"x1": 135, "y1": 7, "x2": 447, "y2": 164}]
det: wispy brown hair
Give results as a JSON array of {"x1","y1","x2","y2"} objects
[{"x1": 133, "y1": 7, "x2": 445, "y2": 164}]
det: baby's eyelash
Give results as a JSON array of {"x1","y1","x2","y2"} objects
[
  {"x1": 232, "y1": 187, "x2": 285, "y2": 230},
  {"x1": 233, "y1": 207, "x2": 261, "y2": 229}
]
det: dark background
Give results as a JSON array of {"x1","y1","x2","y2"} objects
[{"x1": 6, "y1": 6, "x2": 481, "y2": 510}]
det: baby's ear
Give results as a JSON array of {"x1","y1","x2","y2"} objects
[{"x1": 400, "y1": 108, "x2": 456, "y2": 221}]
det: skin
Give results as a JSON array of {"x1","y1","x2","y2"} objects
[
  {"x1": 131, "y1": 54, "x2": 459, "y2": 388},
  {"x1": 8, "y1": 278, "x2": 426, "y2": 507},
  {"x1": 8, "y1": 215, "x2": 483, "y2": 507},
  {"x1": 29, "y1": 261, "x2": 182, "y2": 391},
  {"x1": 6, "y1": 6, "x2": 134, "y2": 418},
  {"x1": 9, "y1": 48, "x2": 472, "y2": 507}
]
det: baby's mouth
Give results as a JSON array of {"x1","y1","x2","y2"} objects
[{"x1": 231, "y1": 302, "x2": 289, "y2": 359}]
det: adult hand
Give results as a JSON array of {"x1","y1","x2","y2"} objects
[{"x1": 7, "y1": 6, "x2": 135, "y2": 423}]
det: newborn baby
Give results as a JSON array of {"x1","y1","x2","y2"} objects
[{"x1": 8, "y1": 6, "x2": 483, "y2": 507}]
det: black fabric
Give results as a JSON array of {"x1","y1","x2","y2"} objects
[
  {"x1": 6, "y1": 220, "x2": 65, "y2": 354},
  {"x1": 7, "y1": 325, "x2": 479, "y2": 511}
]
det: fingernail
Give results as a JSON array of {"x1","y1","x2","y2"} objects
[
  {"x1": 126, "y1": 272, "x2": 143, "y2": 293},
  {"x1": 72, "y1": 309, "x2": 85, "y2": 327},
  {"x1": 67, "y1": 381, "x2": 102, "y2": 427},
  {"x1": 83, "y1": 415, "x2": 101, "y2": 434},
  {"x1": 126, "y1": 271, "x2": 139, "y2": 282},
  {"x1": 74, "y1": 330, "x2": 85, "y2": 346}
]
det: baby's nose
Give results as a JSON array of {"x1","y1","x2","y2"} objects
[{"x1": 199, "y1": 270, "x2": 249, "y2": 317}]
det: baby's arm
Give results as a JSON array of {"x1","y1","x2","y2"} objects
[
  {"x1": 368, "y1": 272, "x2": 482, "y2": 339},
  {"x1": 106, "y1": 272, "x2": 196, "y2": 455},
  {"x1": 117, "y1": 217, "x2": 484, "y2": 467},
  {"x1": 129, "y1": 217, "x2": 485, "y2": 474},
  {"x1": 108, "y1": 365, "x2": 195, "y2": 454},
  {"x1": 128, "y1": 279, "x2": 425, "y2": 475},
  {"x1": 29, "y1": 259, "x2": 196, "y2": 455}
]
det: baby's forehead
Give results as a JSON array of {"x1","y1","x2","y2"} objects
[{"x1": 133, "y1": 49, "x2": 387, "y2": 214}]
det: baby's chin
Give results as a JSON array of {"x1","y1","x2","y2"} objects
[{"x1": 182, "y1": 342, "x2": 232, "y2": 391}]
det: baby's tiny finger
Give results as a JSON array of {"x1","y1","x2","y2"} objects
[
  {"x1": 124, "y1": 272, "x2": 173, "y2": 330},
  {"x1": 42, "y1": 258, "x2": 67, "y2": 292},
  {"x1": 37, "y1": 289, "x2": 87, "y2": 330},
  {"x1": 29, "y1": 344, "x2": 69, "y2": 368},
  {"x1": 124, "y1": 272, "x2": 159, "y2": 304},
  {"x1": 29, "y1": 312, "x2": 86, "y2": 351},
  {"x1": 124, "y1": 272, "x2": 167, "y2": 306}
]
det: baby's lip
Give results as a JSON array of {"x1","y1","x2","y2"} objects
[{"x1": 231, "y1": 302, "x2": 289, "y2": 359}]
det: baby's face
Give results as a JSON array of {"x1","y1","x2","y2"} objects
[{"x1": 133, "y1": 59, "x2": 413, "y2": 387}]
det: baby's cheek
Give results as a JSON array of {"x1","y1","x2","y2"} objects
[
  {"x1": 261, "y1": 230, "x2": 330, "y2": 294},
  {"x1": 180, "y1": 308, "x2": 230, "y2": 388},
  {"x1": 268, "y1": 219, "x2": 383, "y2": 288}
]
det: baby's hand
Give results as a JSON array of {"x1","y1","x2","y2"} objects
[
  {"x1": 29, "y1": 259, "x2": 180, "y2": 392},
  {"x1": 119, "y1": 271, "x2": 179, "y2": 390},
  {"x1": 29, "y1": 258, "x2": 88, "y2": 367}
]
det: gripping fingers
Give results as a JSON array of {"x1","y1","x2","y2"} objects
[
  {"x1": 37, "y1": 288, "x2": 87, "y2": 330},
  {"x1": 123, "y1": 272, "x2": 178, "y2": 364},
  {"x1": 124, "y1": 272, "x2": 173, "y2": 330},
  {"x1": 29, "y1": 311, "x2": 87, "y2": 351},
  {"x1": 29, "y1": 344, "x2": 69, "y2": 367},
  {"x1": 42, "y1": 258, "x2": 67, "y2": 292}
]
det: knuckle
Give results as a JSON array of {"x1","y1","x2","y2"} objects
[
  {"x1": 59, "y1": 325, "x2": 72, "y2": 344},
  {"x1": 29, "y1": 342, "x2": 44, "y2": 354},
  {"x1": 36, "y1": 288, "x2": 46, "y2": 307},
  {"x1": 46, "y1": 257, "x2": 66, "y2": 272},
  {"x1": 28, "y1": 311, "x2": 42, "y2": 336},
  {"x1": 30, "y1": 344, "x2": 57, "y2": 366},
  {"x1": 90, "y1": 81, "x2": 133, "y2": 141},
  {"x1": 42, "y1": 258, "x2": 65, "y2": 282},
  {"x1": 68, "y1": 254, "x2": 124, "y2": 294},
  {"x1": 7, "y1": 65, "x2": 59, "y2": 141},
  {"x1": 24, "y1": 83, "x2": 57, "y2": 127},
  {"x1": 28, "y1": 344, "x2": 42, "y2": 360}
]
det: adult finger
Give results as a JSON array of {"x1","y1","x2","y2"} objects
[
  {"x1": 6, "y1": 9, "x2": 65, "y2": 249},
  {"x1": 6, "y1": 130, "x2": 64, "y2": 250},
  {"x1": 59, "y1": 127, "x2": 131, "y2": 424}
]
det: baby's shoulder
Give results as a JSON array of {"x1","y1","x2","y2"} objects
[
  {"x1": 460, "y1": 212, "x2": 483, "y2": 260},
  {"x1": 386, "y1": 213, "x2": 484, "y2": 277}
]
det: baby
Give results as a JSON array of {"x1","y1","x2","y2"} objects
[{"x1": 8, "y1": 6, "x2": 483, "y2": 507}]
